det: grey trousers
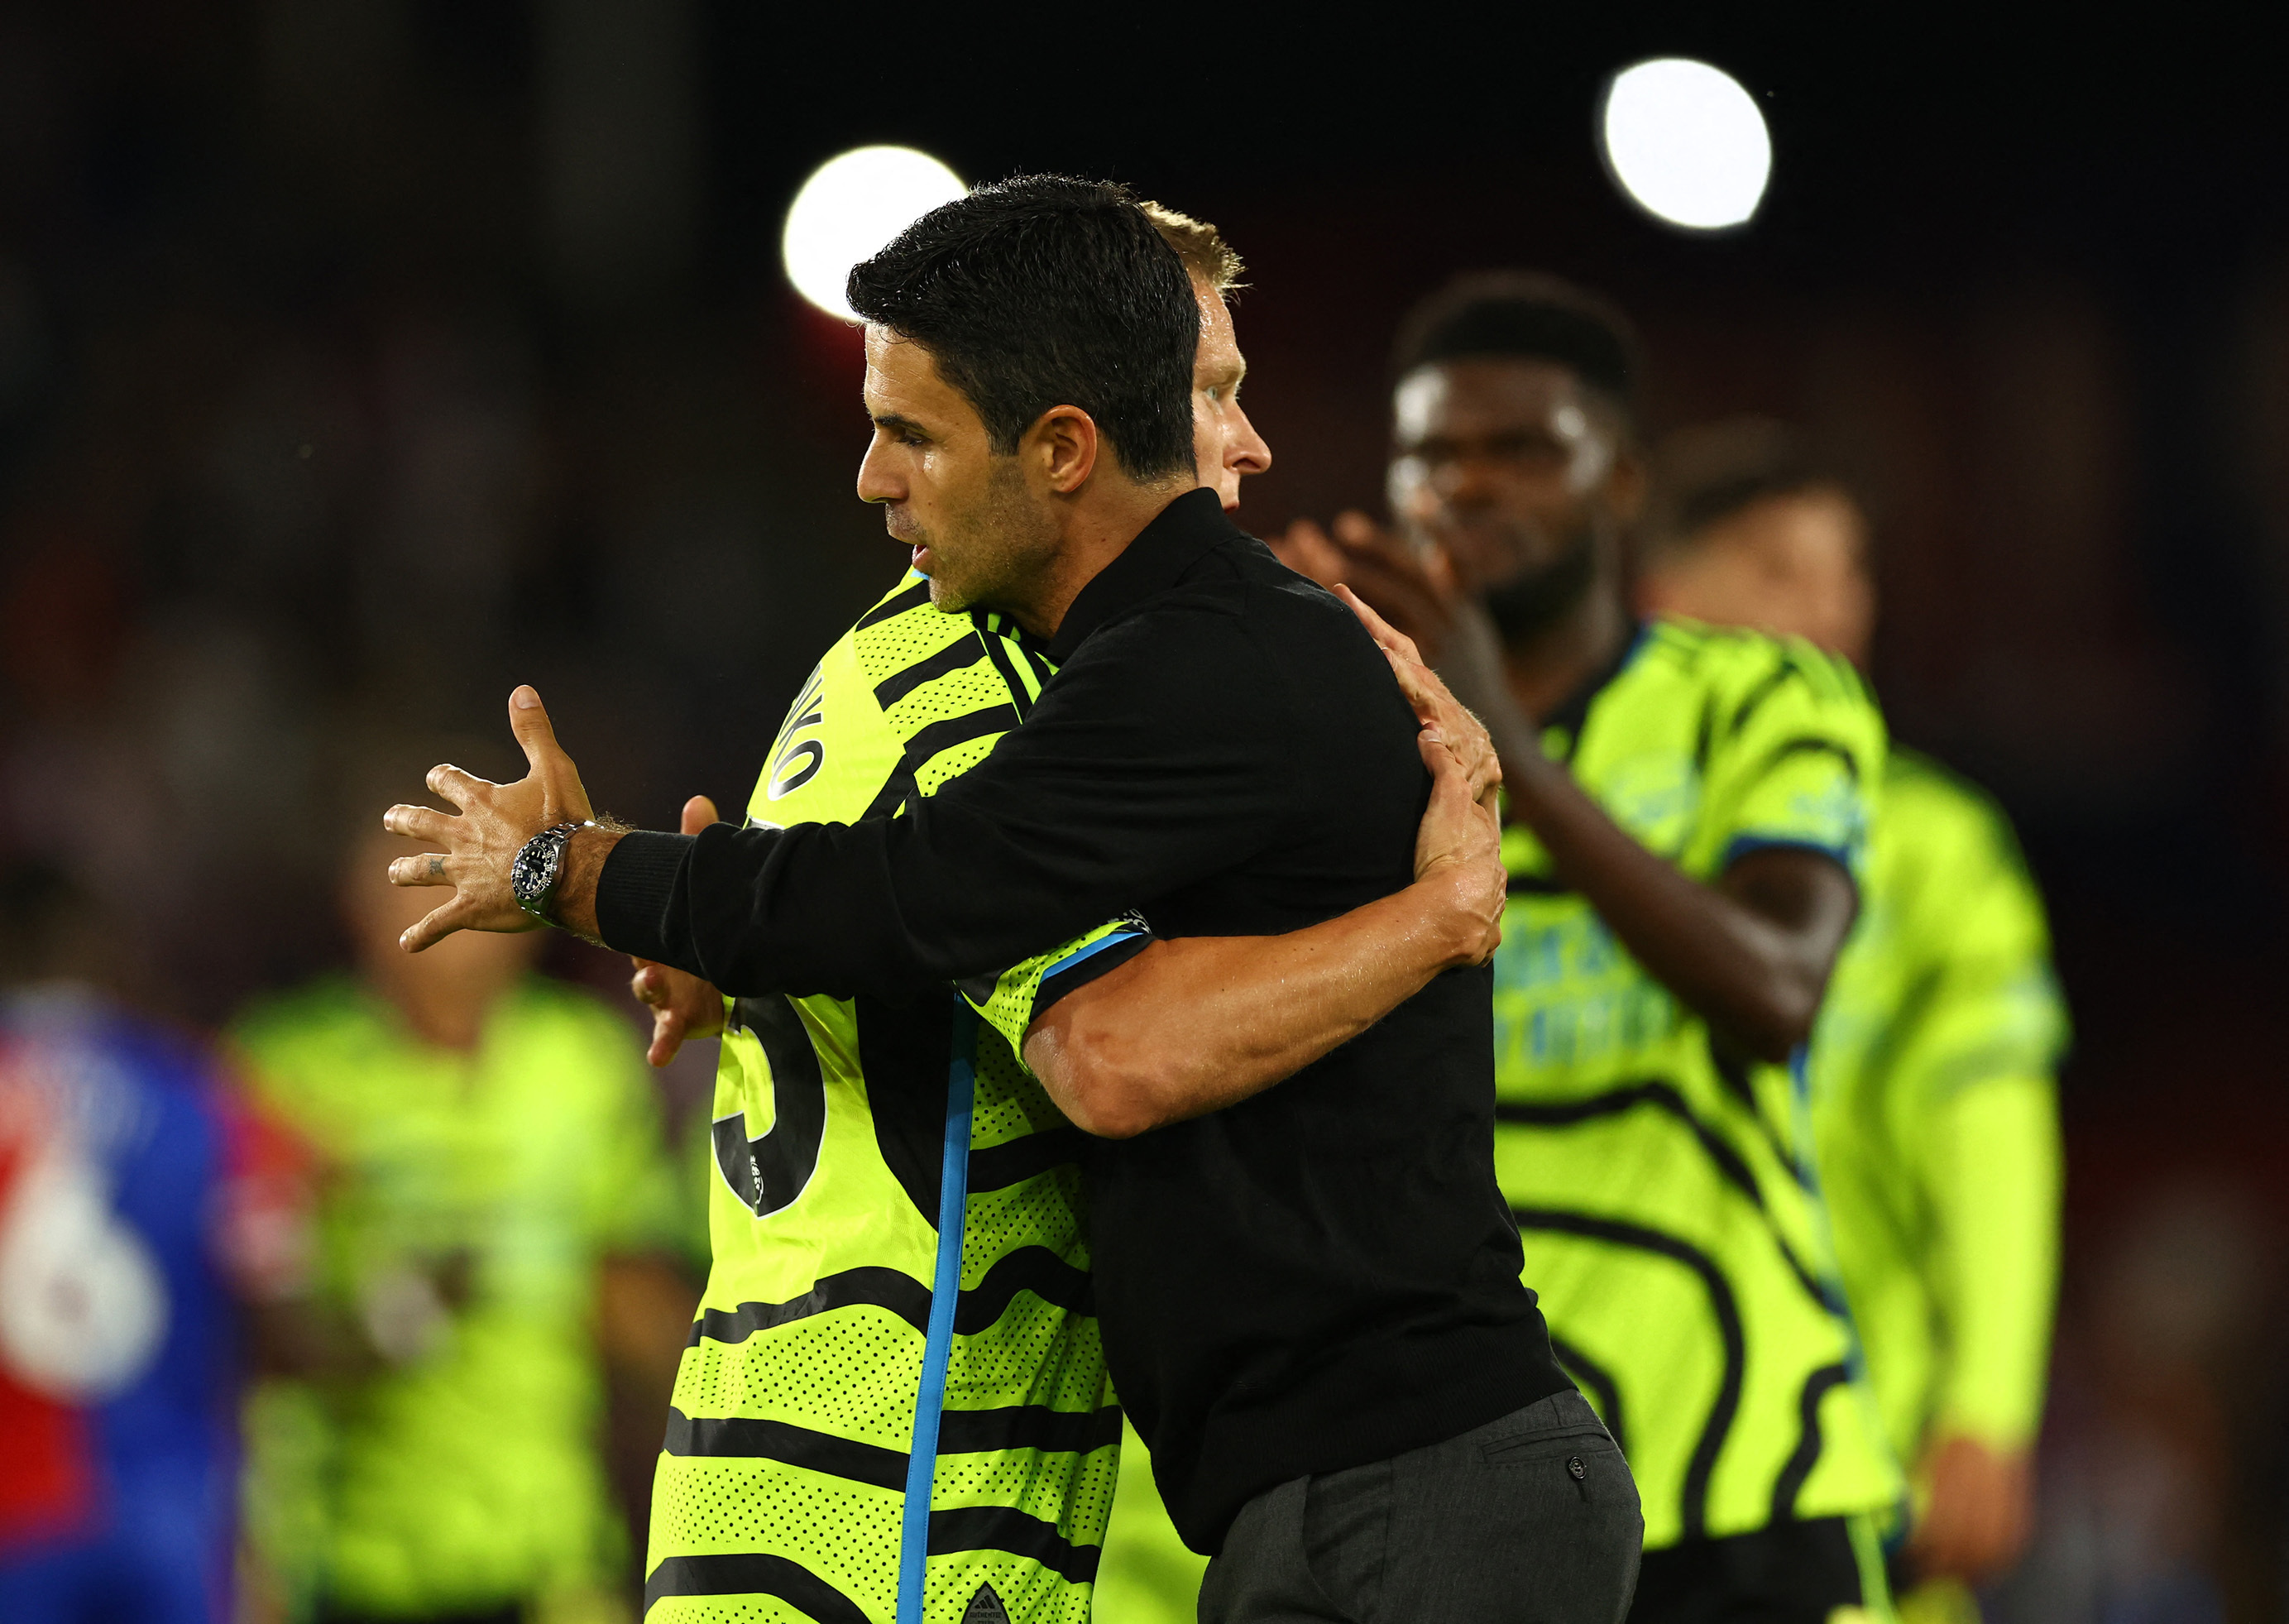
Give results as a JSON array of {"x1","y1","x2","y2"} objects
[{"x1": 1199, "y1": 1391, "x2": 1643, "y2": 1624}]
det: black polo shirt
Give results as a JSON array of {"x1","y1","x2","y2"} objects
[{"x1": 600, "y1": 486, "x2": 1570, "y2": 1550}]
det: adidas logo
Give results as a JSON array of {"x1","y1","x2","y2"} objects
[{"x1": 961, "y1": 1584, "x2": 1012, "y2": 1624}]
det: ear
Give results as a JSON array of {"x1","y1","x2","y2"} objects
[{"x1": 1024, "y1": 405, "x2": 1101, "y2": 496}]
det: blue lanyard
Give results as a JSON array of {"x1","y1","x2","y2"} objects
[{"x1": 898, "y1": 1001, "x2": 977, "y2": 1624}]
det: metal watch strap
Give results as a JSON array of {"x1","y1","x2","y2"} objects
[{"x1": 511, "y1": 822, "x2": 587, "y2": 924}]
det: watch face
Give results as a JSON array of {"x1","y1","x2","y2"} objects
[{"x1": 511, "y1": 831, "x2": 559, "y2": 910}]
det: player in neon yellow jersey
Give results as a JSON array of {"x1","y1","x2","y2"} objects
[
  {"x1": 232, "y1": 789, "x2": 689, "y2": 1624},
  {"x1": 625, "y1": 205, "x2": 1274, "y2": 1624},
  {"x1": 1639, "y1": 419, "x2": 2067, "y2": 1624},
  {"x1": 1275, "y1": 275, "x2": 1903, "y2": 1621}
]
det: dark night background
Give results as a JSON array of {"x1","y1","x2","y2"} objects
[{"x1": 2, "y1": 5, "x2": 2286, "y2": 1617}]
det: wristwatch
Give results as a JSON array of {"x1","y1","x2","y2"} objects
[{"x1": 510, "y1": 822, "x2": 590, "y2": 925}]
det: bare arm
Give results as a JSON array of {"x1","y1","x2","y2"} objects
[
  {"x1": 1504, "y1": 747, "x2": 1856, "y2": 1061},
  {"x1": 1305, "y1": 534, "x2": 1857, "y2": 1062},
  {"x1": 1020, "y1": 727, "x2": 1506, "y2": 1138}
]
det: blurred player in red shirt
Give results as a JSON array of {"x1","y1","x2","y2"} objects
[{"x1": 0, "y1": 861, "x2": 314, "y2": 1624}]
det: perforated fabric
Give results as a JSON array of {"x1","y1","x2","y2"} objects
[{"x1": 648, "y1": 576, "x2": 1117, "y2": 1624}]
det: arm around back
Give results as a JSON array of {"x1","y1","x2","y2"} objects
[{"x1": 1022, "y1": 731, "x2": 1506, "y2": 1138}]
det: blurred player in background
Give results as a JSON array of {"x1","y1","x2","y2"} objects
[
  {"x1": 1, "y1": 860, "x2": 312, "y2": 1624},
  {"x1": 1276, "y1": 273, "x2": 1903, "y2": 1621},
  {"x1": 229, "y1": 767, "x2": 690, "y2": 1624},
  {"x1": 622, "y1": 202, "x2": 1272, "y2": 1624},
  {"x1": 1638, "y1": 419, "x2": 2067, "y2": 1623}
]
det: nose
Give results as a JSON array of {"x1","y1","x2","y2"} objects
[
  {"x1": 1226, "y1": 403, "x2": 1272, "y2": 477},
  {"x1": 855, "y1": 436, "x2": 903, "y2": 505}
]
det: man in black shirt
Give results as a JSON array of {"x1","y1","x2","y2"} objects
[{"x1": 384, "y1": 177, "x2": 1641, "y2": 1622}]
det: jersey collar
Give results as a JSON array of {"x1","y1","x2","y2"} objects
[
  {"x1": 1540, "y1": 620, "x2": 1650, "y2": 757},
  {"x1": 1046, "y1": 486, "x2": 1238, "y2": 663}
]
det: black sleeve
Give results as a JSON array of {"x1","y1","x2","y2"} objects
[{"x1": 595, "y1": 601, "x2": 1295, "y2": 999}]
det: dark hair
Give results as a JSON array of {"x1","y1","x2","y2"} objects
[
  {"x1": 846, "y1": 175, "x2": 1199, "y2": 482},
  {"x1": 1391, "y1": 271, "x2": 1642, "y2": 421},
  {"x1": 1647, "y1": 416, "x2": 1851, "y2": 558}
]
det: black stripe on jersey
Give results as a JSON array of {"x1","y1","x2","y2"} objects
[
  {"x1": 856, "y1": 579, "x2": 933, "y2": 630},
  {"x1": 1724, "y1": 662, "x2": 1799, "y2": 739},
  {"x1": 939, "y1": 1404, "x2": 1123, "y2": 1457},
  {"x1": 660, "y1": 1407, "x2": 907, "y2": 1492},
  {"x1": 906, "y1": 705, "x2": 1020, "y2": 764},
  {"x1": 1549, "y1": 1336, "x2": 1626, "y2": 1457},
  {"x1": 690, "y1": 1248, "x2": 1091, "y2": 1350},
  {"x1": 1496, "y1": 1082, "x2": 1832, "y2": 1311},
  {"x1": 1741, "y1": 735, "x2": 1862, "y2": 783},
  {"x1": 1513, "y1": 1206, "x2": 1742, "y2": 1541},
  {"x1": 875, "y1": 635, "x2": 991, "y2": 710},
  {"x1": 859, "y1": 705, "x2": 1021, "y2": 822},
  {"x1": 929, "y1": 1506, "x2": 1101, "y2": 1584},
  {"x1": 1769, "y1": 1363, "x2": 1851, "y2": 1522},
  {"x1": 968, "y1": 1127, "x2": 1086, "y2": 1194},
  {"x1": 1022, "y1": 646, "x2": 1056, "y2": 688},
  {"x1": 643, "y1": 1551, "x2": 871, "y2": 1622},
  {"x1": 954, "y1": 1246, "x2": 1094, "y2": 1334},
  {"x1": 689, "y1": 1266, "x2": 931, "y2": 1346},
  {"x1": 976, "y1": 624, "x2": 1037, "y2": 720}
]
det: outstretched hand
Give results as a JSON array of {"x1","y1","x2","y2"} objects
[
  {"x1": 383, "y1": 685, "x2": 595, "y2": 952},
  {"x1": 630, "y1": 796, "x2": 728, "y2": 1066}
]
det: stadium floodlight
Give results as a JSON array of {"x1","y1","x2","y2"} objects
[
  {"x1": 1597, "y1": 58, "x2": 1772, "y2": 232},
  {"x1": 782, "y1": 146, "x2": 966, "y2": 321}
]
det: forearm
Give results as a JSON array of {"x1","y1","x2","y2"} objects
[
  {"x1": 1022, "y1": 869, "x2": 1489, "y2": 1138},
  {"x1": 1932, "y1": 1074, "x2": 2062, "y2": 1447},
  {"x1": 1492, "y1": 716, "x2": 1842, "y2": 1058},
  {"x1": 584, "y1": 816, "x2": 1100, "y2": 999}
]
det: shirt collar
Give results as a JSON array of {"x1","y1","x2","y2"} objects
[
  {"x1": 1046, "y1": 486, "x2": 1239, "y2": 663},
  {"x1": 1540, "y1": 620, "x2": 1649, "y2": 759}
]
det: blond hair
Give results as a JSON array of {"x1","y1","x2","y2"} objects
[{"x1": 1142, "y1": 200, "x2": 1244, "y2": 295}]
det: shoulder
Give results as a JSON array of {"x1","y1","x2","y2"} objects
[
  {"x1": 1640, "y1": 616, "x2": 1875, "y2": 721},
  {"x1": 1881, "y1": 748, "x2": 2038, "y2": 886},
  {"x1": 1885, "y1": 747, "x2": 2004, "y2": 828},
  {"x1": 1080, "y1": 537, "x2": 1377, "y2": 683},
  {"x1": 847, "y1": 572, "x2": 984, "y2": 685}
]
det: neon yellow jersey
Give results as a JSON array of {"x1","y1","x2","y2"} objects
[
  {"x1": 1491, "y1": 617, "x2": 1903, "y2": 1551},
  {"x1": 1809, "y1": 750, "x2": 2066, "y2": 1472},
  {"x1": 231, "y1": 975, "x2": 681, "y2": 1618},
  {"x1": 647, "y1": 575, "x2": 1118, "y2": 1624},
  {"x1": 1090, "y1": 1420, "x2": 1208, "y2": 1624}
]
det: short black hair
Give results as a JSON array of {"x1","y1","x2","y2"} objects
[
  {"x1": 1648, "y1": 416, "x2": 1851, "y2": 558},
  {"x1": 1391, "y1": 271, "x2": 1642, "y2": 421},
  {"x1": 847, "y1": 175, "x2": 1199, "y2": 482}
]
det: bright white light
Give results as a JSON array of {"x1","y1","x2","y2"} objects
[
  {"x1": 783, "y1": 146, "x2": 966, "y2": 320},
  {"x1": 1599, "y1": 59, "x2": 1772, "y2": 232}
]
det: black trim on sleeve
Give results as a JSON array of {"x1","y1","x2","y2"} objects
[{"x1": 1032, "y1": 932, "x2": 1156, "y2": 1020}]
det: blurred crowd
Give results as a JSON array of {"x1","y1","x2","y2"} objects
[{"x1": 3, "y1": 7, "x2": 2288, "y2": 1624}]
